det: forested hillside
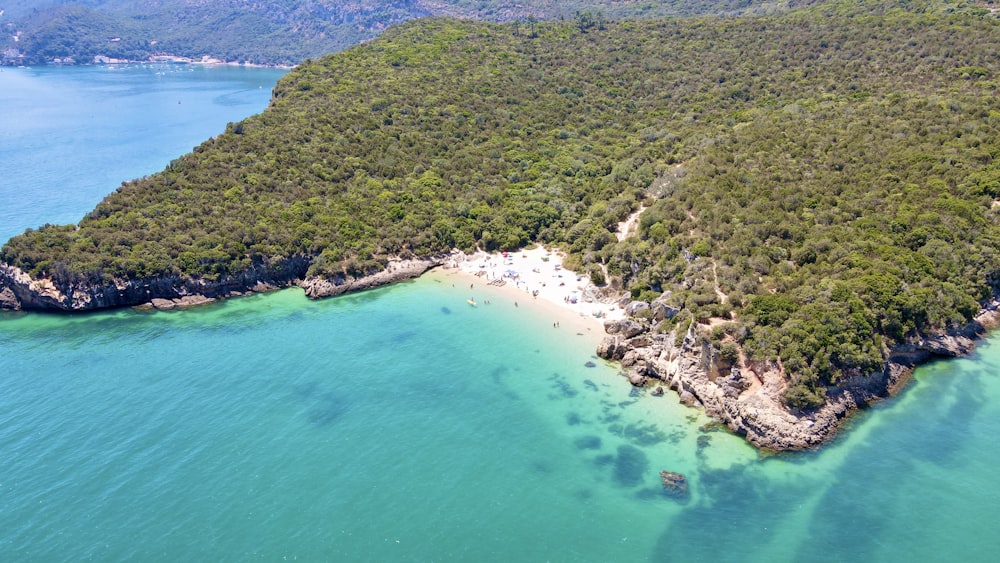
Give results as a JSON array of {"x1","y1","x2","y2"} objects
[
  {"x1": 3, "y1": 13, "x2": 1000, "y2": 407},
  {"x1": 10, "y1": 0, "x2": 975, "y2": 66}
]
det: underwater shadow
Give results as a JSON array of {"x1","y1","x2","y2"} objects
[
  {"x1": 294, "y1": 381, "x2": 349, "y2": 427},
  {"x1": 648, "y1": 459, "x2": 817, "y2": 562}
]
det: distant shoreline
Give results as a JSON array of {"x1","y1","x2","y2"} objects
[{"x1": 1, "y1": 57, "x2": 295, "y2": 70}]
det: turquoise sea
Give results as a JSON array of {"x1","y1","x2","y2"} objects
[{"x1": 2, "y1": 65, "x2": 1000, "y2": 561}]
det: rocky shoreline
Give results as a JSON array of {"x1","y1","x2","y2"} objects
[
  {"x1": 3, "y1": 253, "x2": 998, "y2": 452},
  {"x1": 597, "y1": 294, "x2": 1000, "y2": 451},
  {"x1": 0, "y1": 255, "x2": 446, "y2": 312}
]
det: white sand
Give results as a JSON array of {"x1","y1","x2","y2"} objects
[{"x1": 435, "y1": 246, "x2": 625, "y2": 332}]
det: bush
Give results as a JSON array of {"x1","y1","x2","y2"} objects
[
  {"x1": 783, "y1": 381, "x2": 827, "y2": 410},
  {"x1": 587, "y1": 264, "x2": 606, "y2": 286},
  {"x1": 718, "y1": 341, "x2": 740, "y2": 366}
]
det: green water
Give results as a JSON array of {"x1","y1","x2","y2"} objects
[
  {"x1": 2, "y1": 65, "x2": 999, "y2": 562},
  {"x1": 4, "y1": 278, "x2": 1000, "y2": 561},
  {"x1": 0, "y1": 282, "x2": 702, "y2": 559}
]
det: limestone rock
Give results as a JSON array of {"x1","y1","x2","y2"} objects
[
  {"x1": 591, "y1": 296, "x2": 1000, "y2": 451},
  {"x1": 650, "y1": 293, "x2": 680, "y2": 321},
  {"x1": 299, "y1": 258, "x2": 440, "y2": 299},
  {"x1": 174, "y1": 295, "x2": 215, "y2": 308},
  {"x1": 717, "y1": 367, "x2": 750, "y2": 399},
  {"x1": 625, "y1": 300, "x2": 650, "y2": 316},
  {"x1": 627, "y1": 368, "x2": 648, "y2": 387},
  {"x1": 603, "y1": 318, "x2": 645, "y2": 338},
  {"x1": 620, "y1": 349, "x2": 641, "y2": 367},
  {"x1": 651, "y1": 301, "x2": 680, "y2": 321},
  {"x1": 914, "y1": 333, "x2": 976, "y2": 357},
  {"x1": 0, "y1": 255, "x2": 312, "y2": 312},
  {"x1": 626, "y1": 334, "x2": 653, "y2": 349},
  {"x1": 596, "y1": 335, "x2": 627, "y2": 361},
  {"x1": 150, "y1": 298, "x2": 176, "y2": 310},
  {"x1": 678, "y1": 390, "x2": 701, "y2": 407},
  {"x1": 0, "y1": 254, "x2": 442, "y2": 312},
  {"x1": 252, "y1": 281, "x2": 278, "y2": 292},
  {"x1": 0, "y1": 285, "x2": 19, "y2": 310}
]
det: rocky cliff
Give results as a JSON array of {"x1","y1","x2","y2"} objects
[
  {"x1": 0, "y1": 255, "x2": 445, "y2": 312},
  {"x1": 598, "y1": 298, "x2": 1000, "y2": 451}
]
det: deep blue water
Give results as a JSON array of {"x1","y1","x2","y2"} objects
[{"x1": 2, "y1": 65, "x2": 999, "y2": 561}]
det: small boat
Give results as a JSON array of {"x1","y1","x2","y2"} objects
[{"x1": 467, "y1": 299, "x2": 477, "y2": 306}]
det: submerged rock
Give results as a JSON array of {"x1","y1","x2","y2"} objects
[
  {"x1": 627, "y1": 369, "x2": 647, "y2": 387},
  {"x1": 149, "y1": 295, "x2": 215, "y2": 310},
  {"x1": 660, "y1": 470, "x2": 689, "y2": 498}
]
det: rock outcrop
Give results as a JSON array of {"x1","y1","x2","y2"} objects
[
  {"x1": 297, "y1": 258, "x2": 442, "y2": 298},
  {"x1": 147, "y1": 296, "x2": 216, "y2": 310},
  {"x1": 604, "y1": 318, "x2": 646, "y2": 338},
  {"x1": 0, "y1": 254, "x2": 445, "y2": 312},
  {"x1": 598, "y1": 299, "x2": 1000, "y2": 451},
  {"x1": 0, "y1": 256, "x2": 311, "y2": 312}
]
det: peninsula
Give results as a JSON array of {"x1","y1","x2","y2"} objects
[{"x1": 3, "y1": 12, "x2": 1000, "y2": 450}]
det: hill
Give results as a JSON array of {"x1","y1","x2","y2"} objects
[
  {"x1": 2, "y1": 11, "x2": 1000, "y2": 446},
  {"x1": 0, "y1": 0, "x2": 869, "y2": 66},
  {"x1": 2, "y1": 1, "x2": 434, "y2": 66}
]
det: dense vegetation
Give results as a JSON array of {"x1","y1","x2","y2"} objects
[
  {"x1": 4, "y1": 11, "x2": 1000, "y2": 407},
  {"x1": 15, "y1": 0, "x2": 988, "y2": 66},
  {"x1": 0, "y1": 1, "x2": 644, "y2": 66}
]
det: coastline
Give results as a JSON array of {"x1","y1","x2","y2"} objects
[
  {"x1": 595, "y1": 290, "x2": 1000, "y2": 451},
  {"x1": 425, "y1": 246, "x2": 626, "y2": 346},
  {"x1": 6, "y1": 245, "x2": 1000, "y2": 451},
  {"x1": 0, "y1": 56, "x2": 296, "y2": 70}
]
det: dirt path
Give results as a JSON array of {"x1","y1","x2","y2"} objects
[{"x1": 616, "y1": 205, "x2": 648, "y2": 242}]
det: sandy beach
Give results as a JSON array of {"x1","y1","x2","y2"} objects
[{"x1": 427, "y1": 246, "x2": 625, "y2": 339}]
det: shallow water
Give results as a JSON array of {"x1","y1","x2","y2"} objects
[{"x1": 2, "y1": 65, "x2": 999, "y2": 561}]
